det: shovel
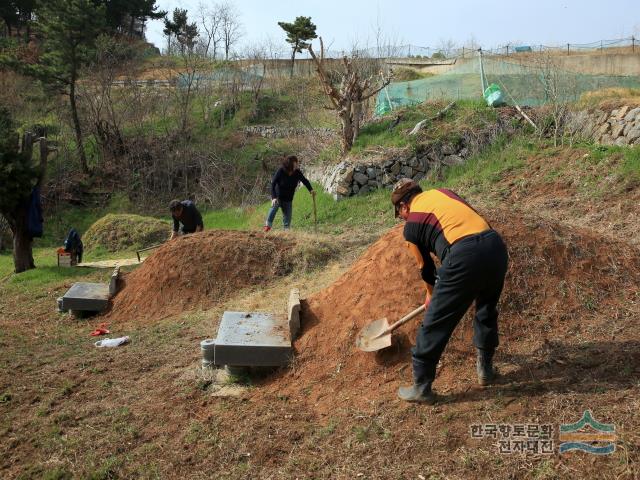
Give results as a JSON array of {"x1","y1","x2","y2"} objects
[
  {"x1": 135, "y1": 243, "x2": 163, "y2": 262},
  {"x1": 356, "y1": 304, "x2": 426, "y2": 352}
]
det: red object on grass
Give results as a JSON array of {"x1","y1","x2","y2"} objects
[{"x1": 90, "y1": 323, "x2": 110, "y2": 336}]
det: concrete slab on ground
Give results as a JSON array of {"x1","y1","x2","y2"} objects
[
  {"x1": 214, "y1": 311, "x2": 291, "y2": 367},
  {"x1": 61, "y1": 282, "x2": 110, "y2": 312}
]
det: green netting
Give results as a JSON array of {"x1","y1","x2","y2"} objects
[{"x1": 376, "y1": 55, "x2": 640, "y2": 114}]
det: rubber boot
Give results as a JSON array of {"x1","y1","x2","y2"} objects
[
  {"x1": 397, "y1": 382, "x2": 436, "y2": 404},
  {"x1": 398, "y1": 357, "x2": 437, "y2": 404},
  {"x1": 477, "y1": 348, "x2": 496, "y2": 386}
]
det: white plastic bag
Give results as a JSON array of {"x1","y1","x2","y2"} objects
[{"x1": 94, "y1": 336, "x2": 130, "y2": 348}]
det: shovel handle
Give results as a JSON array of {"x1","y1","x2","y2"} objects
[
  {"x1": 382, "y1": 304, "x2": 426, "y2": 336},
  {"x1": 312, "y1": 195, "x2": 317, "y2": 226}
]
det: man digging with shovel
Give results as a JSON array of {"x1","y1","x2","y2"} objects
[{"x1": 391, "y1": 179, "x2": 509, "y2": 403}]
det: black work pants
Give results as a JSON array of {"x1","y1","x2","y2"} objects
[{"x1": 412, "y1": 229, "x2": 509, "y2": 385}]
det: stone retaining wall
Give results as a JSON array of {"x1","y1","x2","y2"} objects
[
  {"x1": 321, "y1": 143, "x2": 471, "y2": 199},
  {"x1": 243, "y1": 125, "x2": 336, "y2": 139},
  {"x1": 569, "y1": 105, "x2": 640, "y2": 146},
  {"x1": 320, "y1": 125, "x2": 507, "y2": 200}
]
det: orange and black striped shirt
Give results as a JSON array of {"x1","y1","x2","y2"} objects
[{"x1": 404, "y1": 188, "x2": 490, "y2": 285}]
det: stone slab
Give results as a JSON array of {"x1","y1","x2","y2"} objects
[
  {"x1": 109, "y1": 267, "x2": 120, "y2": 297},
  {"x1": 214, "y1": 311, "x2": 292, "y2": 367},
  {"x1": 61, "y1": 282, "x2": 110, "y2": 312},
  {"x1": 288, "y1": 288, "x2": 301, "y2": 339}
]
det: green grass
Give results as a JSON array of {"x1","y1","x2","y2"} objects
[
  {"x1": 203, "y1": 135, "x2": 532, "y2": 233},
  {"x1": 351, "y1": 100, "x2": 497, "y2": 155},
  {"x1": 620, "y1": 145, "x2": 640, "y2": 181},
  {"x1": 39, "y1": 193, "x2": 134, "y2": 248},
  {"x1": 0, "y1": 248, "x2": 105, "y2": 290},
  {"x1": 579, "y1": 143, "x2": 640, "y2": 192},
  {"x1": 434, "y1": 135, "x2": 529, "y2": 195}
]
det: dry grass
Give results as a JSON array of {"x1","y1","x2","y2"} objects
[{"x1": 577, "y1": 87, "x2": 640, "y2": 110}]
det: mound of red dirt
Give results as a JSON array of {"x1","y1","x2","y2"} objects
[
  {"x1": 266, "y1": 210, "x2": 640, "y2": 411},
  {"x1": 106, "y1": 231, "x2": 295, "y2": 323}
]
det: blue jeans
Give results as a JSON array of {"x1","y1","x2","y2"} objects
[{"x1": 265, "y1": 200, "x2": 293, "y2": 229}]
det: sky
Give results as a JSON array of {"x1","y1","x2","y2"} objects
[{"x1": 146, "y1": 0, "x2": 640, "y2": 55}]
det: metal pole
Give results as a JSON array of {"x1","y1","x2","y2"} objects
[
  {"x1": 478, "y1": 49, "x2": 486, "y2": 95},
  {"x1": 567, "y1": 43, "x2": 570, "y2": 55},
  {"x1": 462, "y1": 46, "x2": 465, "y2": 58},
  {"x1": 633, "y1": 36, "x2": 636, "y2": 53}
]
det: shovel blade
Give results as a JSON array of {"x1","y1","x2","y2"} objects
[{"x1": 355, "y1": 317, "x2": 392, "y2": 352}]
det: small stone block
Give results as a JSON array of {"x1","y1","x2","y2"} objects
[
  {"x1": 61, "y1": 282, "x2": 110, "y2": 312},
  {"x1": 214, "y1": 312, "x2": 291, "y2": 367},
  {"x1": 109, "y1": 267, "x2": 120, "y2": 297},
  {"x1": 288, "y1": 288, "x2": 301, "y2": 339}
]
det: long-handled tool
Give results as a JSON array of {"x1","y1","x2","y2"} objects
[
  {"x1": 356, "y1": 304, "x2": 426, "y2": 352},
  {"x1": 135, "y1": 243, "x2": 163, "y2": 262},
  {"x1": 312, "y1": 194, "x2": 318, "y2": 232}
]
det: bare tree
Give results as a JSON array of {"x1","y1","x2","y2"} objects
[
  {"x1": 307, "y1": 37, "x2": 391, "y2": 153},
  {"x1": 242, "y1": 43, "x2": 267, "y2": 111},
  {"x1": 536, "y1": 53, "x2": 575, "y2": 146},
  {"x1": 219, "y1": 2, "x2": 242, "y2": 60},
  {"x1": 437, "y1": 38, "x2": 457, "y2": 58},
  {"x1": 371, "y1": 13, "x2": 404, "y2": 59},
  {"x1": 197, "y1": 1, "x2": 222, "y2": 59},
  {"x1": 81, "y1": 35, "x2": 130, "y2": 161},
  {"x1": 464, "y1": 34, "x2": 480, "y2": 51}
]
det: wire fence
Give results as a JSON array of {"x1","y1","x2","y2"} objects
[{"x1": 281, "y1": 36, "x2": 639, "y2": 61}]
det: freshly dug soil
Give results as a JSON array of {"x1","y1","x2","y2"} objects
[
  {"x1": 264, "y1": 210, "x2": 640, "y2": 411},
  {"x1": 106, "y1": 230, "x2": 296, "y2": 323}
]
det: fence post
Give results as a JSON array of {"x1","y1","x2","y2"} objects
[
  {"x1": 567, "y1": 43, "x2": 570, "y2": 55},
  {"x1": 600, "y1": 40, "x2": 603, "y2": 51},
  {"x1": 462, "y1": 46, "x2": 465, "y2": 58},
  {"x1": 633, "y1": 36, "x2": 636, "y2": 53},
  {"x1": 506, "y1": 44, "x2": 509, "y2": 56}
]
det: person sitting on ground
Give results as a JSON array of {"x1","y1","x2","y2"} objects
[
  {"x1": 264, "y1": 155, "x2": 315, "y2": 232},
  {"x1": 169, "y1": 199, "x2": 204, "y2": 240},
  {"x1": 391, "y1": 178, "x2": 509, "y2": 404}
]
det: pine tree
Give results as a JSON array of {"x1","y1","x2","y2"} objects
[
  {"x1": 103, "y1": 0, "x2": 166, "y2": 37},
  {"x1": 33, "y1": 0, "x2": 107, "y2": 174},
  {"x1": 163, "y1": 8, "x2": 198, "y2": 55},
  {"x1": 0, "y1": 108, "x2": 42, "y2": 273},
  {"x1": 278, "y1": 16, "x2": 317, "y2": 77}
]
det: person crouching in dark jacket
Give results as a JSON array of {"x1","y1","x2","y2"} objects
[{"x1": 169, "y1": 199, "x2": 204, "y2": 240}]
